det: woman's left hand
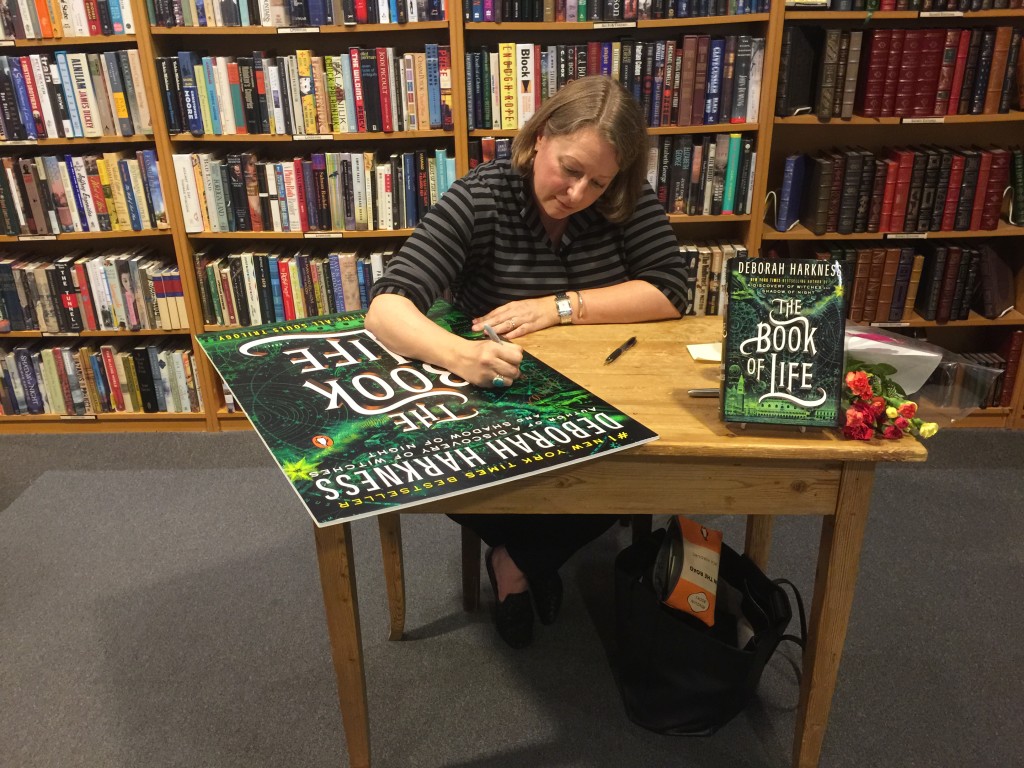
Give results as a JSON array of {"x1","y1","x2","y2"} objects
[{"x1": 472, "y1": 298, "x2": 558, "y2": 341}]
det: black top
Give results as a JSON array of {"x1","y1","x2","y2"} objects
[{"x1": 370, "y1": 159, "x2": 690, "y2": 317}]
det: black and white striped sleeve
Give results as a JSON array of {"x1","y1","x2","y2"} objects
[{"x1": 621, "y1": 183, "x2": 691, "y2": 315}]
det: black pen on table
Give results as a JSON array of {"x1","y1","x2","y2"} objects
[{"x1": 605, "y1": 336, "x2": 637, "y2": 365}]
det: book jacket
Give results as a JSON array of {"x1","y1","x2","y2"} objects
[
  {"x1": 721, "y1": 257, "x2": 845, "y2": 428},
  {"x1": 197, "y1": 302, "x2": 659, "y2": 526}
]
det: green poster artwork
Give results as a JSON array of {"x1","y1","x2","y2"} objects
[
  {"x1": 197, "y1": 302, "x2": 659, "y2": 526},
  {"x1": 720, "y1": 257, "x2": 846, "y2": 428}
]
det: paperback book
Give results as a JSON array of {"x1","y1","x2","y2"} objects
[
  {"x1": 721, "y1": 256, "x2": 846, "y2": 429},
  {"x1": 197, "y1": 302, "x2": 659, "y2": 526}
]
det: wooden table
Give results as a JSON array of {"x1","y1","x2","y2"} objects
[{"x1": 311, "y1": 316, "x2": 927, "y2": 768}]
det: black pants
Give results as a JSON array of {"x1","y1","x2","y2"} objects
[{"x1": 449, "y1": 513, "x2": 617, "y2": 578}]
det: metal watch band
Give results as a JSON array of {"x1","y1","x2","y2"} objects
[{"x1": 555, "y1": 292, "x2": 573, "y2": 325}]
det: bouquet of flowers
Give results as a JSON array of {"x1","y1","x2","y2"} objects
[{"x1": 843, "y1": 358, "x2": 939, "y2": 441}]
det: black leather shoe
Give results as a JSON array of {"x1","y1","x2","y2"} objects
[
  {"x1": 485, "y1": 548, "x2": 534, "y2": 649},
  {"x1": 529, "y1": 571, "x2": 563, "y2": 626}
]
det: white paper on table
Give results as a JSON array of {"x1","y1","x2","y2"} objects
[
  {"x1": 844, "y1": 328, "x2": 943, "y2": 394},
  {"x1": 687, "y1": 342, "x2": 722, "y2": 363}
]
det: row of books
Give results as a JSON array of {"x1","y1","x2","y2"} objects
[
  {"x1": 679, "y1": 240, "x2": 749, "y2": 317},
  {"x1": 173, "y1": 148, "x2": 454, "y2": 233},
  {"x1": 821, "y1": 241, "x2": 1002, "y2": 325},
  {"x1": 0, "y1": 51, "x2": 153, "y2": 142},
  {"x1": 144, "y1": 0, "x2": 446, "y2": 27},
  {"x1": 0, "y1": 0, "x2": 136, "y2": 40},
  {"x1": 774, "y1": 145, "x2": 1024, "y2": 236},
  {"x1": 649, "y1": 132, "x2": 756, "y2": 216},
  {"x1": 192, "y1": 245, "x2": 390, "y2": 327},
  {"x1": 467, "y1": 35, "x2": 764, "y2": 132},
  {"x1": 0, "y1": 151, "x2": 170, "y2": 236},
  {"x1": 159, "y1": 45, "x2": 453, "y2": 138},
  {"x1": 0, "y1": 250, "x2": 186, "y2": 333},
  {"x1": 778, "y1": 26, "x2": 1024, "y2": 121},
  {"x1": 0, "y1": 338, "x2": 204, "y2": 416},
  {"x1": 463, "y1": 0, "x2": 770, "y2": 21},
  {"x1": 960, "y1": 349, "x2": 1014, "y2": 410}
]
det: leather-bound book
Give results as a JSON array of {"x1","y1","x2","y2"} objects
[
  {"x1": 979, "y1": 148, "x2": 1011, "y2": 230},
  {"x1": 866, "y1": 158, "x2": 888, "y2": 233},
  {"x1": 880, "y1": 29, "x2": 905, "y2": 117},
  {"x1": 825, "y1": 149, "x2": 845, "y2": 233},
  {"x1": 836, "y1": 148, "x2": 864, "y2": 235},
  {"x1": 915, "y1": 147, "x2": 943, "y2": 233},
  {"x1": 872, "y1": 246, "x2": 903, "y2": 323},
  {"x1": 902, "y1": 148, "x2": 928, "y2": 232},
  {"x1": 935, "y1": 244, "x2": 963, "y2": 324},
  {"x1": 953, "y1": 149, "x2": 981, "y2": 231},
  {"x1": 848, "y1": 247, "x2": 873, "y2": 322},
  {"x1": 776, "y1": 26, "x2": 819, "y2": 118},
  {"x1": 912, "y1": 29, "x2": 946, "y2": 117},
  {"x1": 855, "y1": 29, "x2": 891, "y2": 118},
  {"x1": 861, "y1": 246, "x2": 888, "y2": 323},
  {"x1": 982, "y1": 26, "x2": 1013, "y2": 114},
  {"x1": 946, "y1": 29, "x2": 972, "y2": 115},
  {"x1": 968, "y1": 29, "x2": 996, "y2": 115},
  {"x1": 901, "y1": 253, "x2": 927, "y2": 321},
  {"x1": 957, "y1": 29, "x2": 984, "y2": 115},
  {"x1": 838, "y1": 30, "x2": 864, "y2": 119},
  {"x1": 939, "y1": 151, "x2": 966, "y2": 231},
  {"x1": 800, "y1": 153, "x2": 834, "y2": 236},
  {"x1": 887, "y1": 147, "x2": 916, "y2": 232},
  {"x1": 915, "y1": 244, "x2": 948, "y2": 321},
  {"x1": 929, "y1": 148, "x2": 954, "y2": 231},
  {"x1": 831, "y1": 31, "x2": 851, "y2": 118},
  {"x1": 888, "y1": 247, "x2": 918, "y2": 321},
  {"x1": 816, "y1": 29, "x2": 843, "y2": 120},
  {"x1": 894, "y1": 29, "x2": 924, "y2": 118},
  {"x1": 998, "y1": 330, "x2": 1024, "y2": 407},
  {"x1": 933, "y1": 28, "x2": 961, "y2": 116},
  {"x1": 969, "y1": 148, "x2": 994, "y2": 231}
]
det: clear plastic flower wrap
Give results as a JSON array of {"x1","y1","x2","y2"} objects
[{"x1": 845, "y1": 326, "x2": 1004, "y2": 427}]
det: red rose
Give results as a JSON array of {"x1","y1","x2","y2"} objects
[
  {"x1": 869, "y1": 396, "x2": 887, "y2": 417},
  {"x1": 845, "y1": 371, "x2": 873, "y2": 399},
  {"x1": 898, "y1": 402, "x2": 918, "y2": 419},
  {"x1": 846, "y1": 407, "x2": 867, "y2": 427},
  {"x1": 843, "y1": 423, "x2": 873, "y2": 440},
  {"x1": 881, "y1": 425, "x2": 903, "y2": 439},
  {"x1": 895, "y1": 416, "x2": 910, "y2": 431}
]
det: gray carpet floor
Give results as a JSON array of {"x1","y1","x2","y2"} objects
[{"x1": 1, "y1": 428, "x2": 1022, "y2": 767}]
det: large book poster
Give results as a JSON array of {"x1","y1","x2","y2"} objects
[
  {"x1": 197, "y1": 303, "x2": 658, "y2": 526},
  {"x1": 721, "y1": 257, "x2": 845, "y2": 428}
]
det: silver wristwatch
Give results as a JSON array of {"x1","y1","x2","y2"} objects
[{"x1": 555, "y1": 292, "x2": 573, "y2": 325}]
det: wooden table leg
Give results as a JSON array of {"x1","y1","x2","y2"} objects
[
  {"x1": 793, "y1": 463, "x2": 875, "y2": 768},
  {"x1": 377, "y1": 513, "x2": 405, "y2": 641},
  {"x1": 744, "y1": 515, "x2": 773, "y2": 571},
  {"x1": 313, "y1": 522, "x2": 371, "y2": 768},
  {"x1": 461, "y1": 527, "x2": 481, "y2": 612}
]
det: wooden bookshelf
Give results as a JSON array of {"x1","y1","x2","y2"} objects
[{"x1": 5, "y1": 1, "x2": 1023, "y2": 431}]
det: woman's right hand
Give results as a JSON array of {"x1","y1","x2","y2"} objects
[{"x1": 454, "y1": 338, "x2": 524, "y2": 389}]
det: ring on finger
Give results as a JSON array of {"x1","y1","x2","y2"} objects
[
  {"x1": 492, "y1": 375, "x2": 506, "y2": 388},
  {"x1": 507, "y1": 317, "x2": 517, "y2": 330}
]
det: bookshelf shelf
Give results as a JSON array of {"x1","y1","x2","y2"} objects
[
  {"x1": 785, "y1": 11, "x2": 920, "y2": 20},
  {"x1": 873, "y1": 308, "x2": 1024, "y2": 329},
  {"x1": 189, "y1": 229, "x2": 415, "y2": 239},
  {"x1": 465, "y1": 15, "x2": 769, "y2": 31},
  {"x1": 650, "y1": 122, "x2": 760, "y2": 135},
  {"x1": 0, "y1": 230, "x2": 171, "y2": 243},
  {"x1": 0, "y1": 412, "x2": 209, "y2": 434},
  {"x1": 764, "y1": 221, "x2": 1024, "y2": 240},
  {"x1": 7, "y1": 34, "x2": 138, "y2": 48},
  {"x1": 0, "y1": 135, "x2": 155, "y2": 146},
  {"x1": 168, "y1": 130, "x2": 453, "y2": 143},
  {"x1": 148, "y1": 22, "x2": 450, "y2": 36},
  {"x1": 775, "y1": 112, "x2": 1024, "y2": 126},
  {"x1": 668, "y1": 214, "x2": 752, "y2": 223},
  {"x1": 1, "y1": 329, "x2": 194, "y2": 338}
]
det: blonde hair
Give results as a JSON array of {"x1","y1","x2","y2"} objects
[{"x1": 510, "y1": 76, "x2": 649, "y2": 224}]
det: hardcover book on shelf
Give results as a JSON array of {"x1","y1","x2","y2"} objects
[
  {"x1": 196, "y1": 302, "x2": 658, "y2": 525},
  {"x1": 720, "y1": 257, "x2": 846, "y2": 430}
]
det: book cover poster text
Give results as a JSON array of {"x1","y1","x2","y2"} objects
[{"x1": 198, "y1": 303, "x2": 657, "y2": 526}]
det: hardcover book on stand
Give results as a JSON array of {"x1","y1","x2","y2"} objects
[{"x1": 721, "y1": 256, "x2": 846, "y2": 429}]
